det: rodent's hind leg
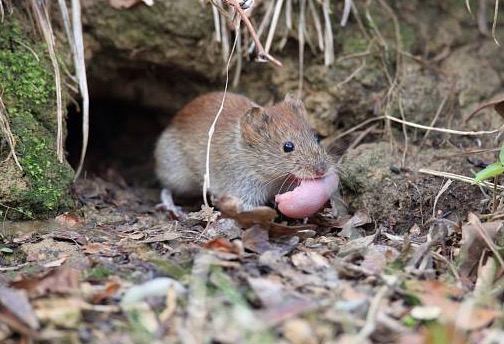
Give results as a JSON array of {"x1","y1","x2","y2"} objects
[{"x1": 155, "y1": 188, "x2": 187, "y2": 220}]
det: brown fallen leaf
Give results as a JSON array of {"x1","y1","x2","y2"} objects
[
  {"x1": 203, "y1": 237, "x2": 241, "y2": 255},
  {"x1": 282, "y1": 318, "x2": 317, "y2": 344},
  {"x1": 242, "y1": 225, "x2": 272, "y2": 253},
  {"x1": 54, "y1": 213, "x2": 84, "y2": 228},
  {"x1": 90, "y1": 279, "x2": 121, "y2": 304},
  {"x1": 50, "y1": 230, "x2": 88, "y2": 245},
  {"x1": 141, "y1": 231, "x2": 181, "y2": 243},
  {"x1": 247, "y1": 276, "x2": 286, "y2": 308},
  {"x1": 83, "y1": 242, "x2": 117, "y2": 257},
  {"x1": 406, "y1": 280, "x2": 500, "y2": 331},
  {"x1": 217, "y1": 195, "x2": 317, "y2": 237},
  {"x1": 360, "y1": 245, "x2": 400, "y2": 275},
  {"x1": 217, "y1": 195, "x2": 277, "y2": 227},
  {"x1": 0, "y1": 286, "x2": 39, "y2": 331},
  {"x1": 459, "y1": 218, "x2": 502, "y2": 280},
  {"x1": 10, "y1": 265, "x2": 79, "y2": 298}
]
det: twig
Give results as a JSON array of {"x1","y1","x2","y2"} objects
[
  {"x1": 419, "y1": 168, "x2": 504, "y2": 191},
  {"x1": 386, "y1": 115, "x2": 502, "y2": 136},
  {"x1": 353, "y1": 282, "x2": 392, "y2": 343},
  {"x1": 221, "y1": 0, "x2": 282, "y2": 67}
]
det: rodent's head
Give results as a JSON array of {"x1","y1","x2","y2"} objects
[{"x1": 240, "y1": 94, "x2": 334, "y2": 182}]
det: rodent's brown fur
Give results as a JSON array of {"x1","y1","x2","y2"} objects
[{"x1": 154, "y1": 92, "x2": 335, "y2": 209}]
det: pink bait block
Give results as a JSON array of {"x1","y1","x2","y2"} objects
[{"x1": 275, "y1": 174, "x2": 339, "y2": 219}]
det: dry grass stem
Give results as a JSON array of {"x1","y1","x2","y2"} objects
[
  {"x1": 492, "y1": 0, "x2": 501, "y2": 46},
  {"x1": 220, "y1": 12, "x2": 230, "y2": 62},
  {"x1": 335, "y1": 59, "x2": 366, "y2": 87},
  {"x1": 59, "y1": 0, "x2": 90, "y2": 180},
  {"x1": 419, "y1": 168, "x2": 504, "y2": 191},
  {"x1": 336, "y1": 124, "x2": 378, "y2": 164},
  {"x1": 247, "y1": 0, "x2": 275, "y2": 54},
  {"x1": 264, "y1": 0, "x2": 285, "y2": 53},
  {"x1": 386, "y1": 115, "x2": 502, "y2": 136},
  {"x1": 478, "y1": 0, "x2": 489, "y2": 34},
  {"x1": 432, "y1": 180, "x2": 453, "y2": 218},
  {"x1": 286, "y1": 0, "x2": 293, "y2": 30},
  {"x1": 30, "y1": 0, "x2": 65, "y2": 163},
  {"x1": 341, "y1": 0, "x2": 352, "y2": 26},
  {"x1": 354, "y1": 283, "x2": 393, "y2": 343},
  {"x1": 212, "y1": 2, "x2": 222, "y2": 42},
  {"x1": 232, "y1": 30, "x2": 242, "y2": 87},
  {"x1": 203, "y1": 22, "x2": 239, "y2": 207},
  {"x1": 0, "y1": 96, "x2": 22, "y2": 170},
  {"x1": 0, "y1": 0, "x2": 12, "y2": 22},
  {"x1": 322, "y1": 0, "x2": 334, "y2": 65},
  {"x1": 420, "y1": 86, "x2": 452, "y2": 147},
  {"x1": 298, "y1": 0, "x2": 306, "y2": 96},
  {"x1": 308, "y1": 0, "x2": 324, "y2": 50},
  {"x1": 398, "y1": 97, "x2": 408, "y2": 167}
]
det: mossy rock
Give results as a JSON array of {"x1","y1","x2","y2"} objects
[{"x1": 0, "y1": 9, "x2": 74, "y2": 219}]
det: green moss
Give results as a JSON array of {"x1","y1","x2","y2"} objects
[
  {"x1": 85, "y1": 266, "x2": 113, "y2": 280},
  {"x1": 0, "y1": 13, "x2": 74, "y2": 219}
]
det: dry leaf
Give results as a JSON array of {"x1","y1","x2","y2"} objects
[
  {"x1": 242, "y1": 225, "x2": 272, "y2": 253},
  {"x1": 10, "y1": 265, "x2": 79, "y2": 297},
  {"x1": 459, "y1": 219, "x2": 502, "y2": 280},
  {"x1": 203, "y1": 237, "x2": 241, "y2": 255},
  {"x1": 54, "y1": 213, "x2": 84, "y2": 228},
  {"x1": 0, "y1": 286, "x2": 39, "y2": 330},
  {"x1": 83, "y1": 242, "x2": 117, "y2": 256}
]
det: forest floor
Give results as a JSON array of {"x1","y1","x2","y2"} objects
[{"x1": 1, "y1": 152, "x2": 504, "y2": 344}]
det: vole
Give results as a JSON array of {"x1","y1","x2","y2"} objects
[{"x1": 154, "y1": 92, "x2": 339, "y2": 219}]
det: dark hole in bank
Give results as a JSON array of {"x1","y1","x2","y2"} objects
[{"x1": 65, "y1": 99, "x2": 167, "y2": 187}]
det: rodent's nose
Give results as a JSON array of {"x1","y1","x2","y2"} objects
[{"x1": 313, "y1": 161, "x2": 327, "y2": 177}]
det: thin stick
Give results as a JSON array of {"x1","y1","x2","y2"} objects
[
  {"x1": 386, "y1": 115, "x2": 502, "y2": 136},
  {"x1": 419, "y1": 168, "x2": 504, "y2": 191},
  {"x1": 247, "y1": 0, "x2": 275, "y2": 54},
  {"x1": 222, "y1": 0, "x2": 282, "y2": 66},
  {"x1": 203, "y1": 23, "x2": 240, "y2": 207}
]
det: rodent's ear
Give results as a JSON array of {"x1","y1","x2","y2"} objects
[
  {"x1": 284, "y1": 93, "x2": 306, "y2": 115},
  {"x1": 241, "y1": 106, "x2": 269, "y2": 142}
]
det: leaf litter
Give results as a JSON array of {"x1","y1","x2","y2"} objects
[{"x1": 1, "y1": 167, "x2": 504, "y2": 343}]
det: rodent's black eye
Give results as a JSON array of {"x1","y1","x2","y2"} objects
[
  {"x1": 283, "y1": 141, "x2": 295, "y2": 153},
  {"x1": 314, "y1": 133, "x2": 322, "y2": 144}
]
